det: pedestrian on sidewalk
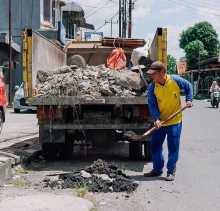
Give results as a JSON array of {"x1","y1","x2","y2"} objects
[{"x1": 144, "y1": 61, "x2": 193, "y2": 181}]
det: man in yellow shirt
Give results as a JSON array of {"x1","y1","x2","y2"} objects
[{"x1": 144, "y1": 61, "x2": 193, "y2": 181}]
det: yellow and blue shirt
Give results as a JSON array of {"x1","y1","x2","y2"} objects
[{"x1": 147, "y1": 75, "x2": 193, "y2": 126}]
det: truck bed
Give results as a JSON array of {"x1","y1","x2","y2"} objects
[{"x1": 28, "y1": 96, "x2": 147, "y2": 106}]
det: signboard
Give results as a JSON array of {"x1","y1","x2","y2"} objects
[
  {"x1": 177, "y1": 61, "x2": 187, "y2": 75},
  {"x1": 84, "y1": 32, "x2": 103, "y2": 41}
]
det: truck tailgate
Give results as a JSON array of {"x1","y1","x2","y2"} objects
[{"x1": 28, "y1": 96, "x2": 147, "y2": 105}]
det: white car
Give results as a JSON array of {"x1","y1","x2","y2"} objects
[{"x1": 13, "y1": 83, "x2": 36, "y2": 113}]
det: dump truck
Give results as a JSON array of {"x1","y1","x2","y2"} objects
[{"x1": 22, "y1": 28, "x2": 167, "y2": 160}]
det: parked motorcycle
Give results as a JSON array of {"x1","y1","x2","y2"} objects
[{"x1": 211, "y1": 90, "x2": 220, "y2": 108}]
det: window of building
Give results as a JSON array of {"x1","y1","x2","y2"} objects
[
  {"x1": 41, "y1": 0, "x2": 59, "y2": 28},
  {"x1": 52, "y1": 0, "x2": 56, "y2": 27},
  {"x1": 43, "y1": 0, "x2": 51, "y2": 22}
]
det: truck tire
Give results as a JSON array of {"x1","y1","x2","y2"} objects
[
  {"x1": 59, "y1": 134, "x2": 74, "y2": 160},
  {"x1": 68, "y1": 55, "x2": 86, "y2": 68},
  {"x1": 144, "y1": 141, "x2": 152, "y2": 162},
  {"x1": 42, "y1": 143, "x2": 57, "y2": 160},
  {"x1": 39, "y1": 127, "x2": 65, "y2": 160},
  {"x1": 129, "y1": 142, "x2": 143, "y2": 160}
]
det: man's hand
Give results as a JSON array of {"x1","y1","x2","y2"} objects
[
  {"x1": 186, "y1": 101, "x2": 193, "y2": 108},
  {"x1": 154, "y1": 120, "x2": 162, "y2": 129}
]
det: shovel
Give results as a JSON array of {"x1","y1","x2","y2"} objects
[{"x1": 124, "y1": 106, "x2": 188, "y2": 141}]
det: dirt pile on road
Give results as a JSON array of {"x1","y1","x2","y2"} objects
[
  {"x1": 43, "y1": 159, "x2": 138, "y2": 193},
  {"x1": 36, "y1": 65, "x2": 144, "y2": 97}
]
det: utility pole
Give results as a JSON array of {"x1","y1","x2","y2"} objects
[
  {"x1": 122, "y1": 0, "x2": 127, "y2": 38},
  {"x1": 197, "y1": 44, "x2": 201, "y2": 96},
  {"x1": 105, "y1": 19, "x2": 118, "y2": 37},
  {"x1": 128, "y1": 0, "x2": 132, "y2": 38},
  {"x1": 119, "y1": 0, "x2": 122, "y2": 37},
  {"x1": 8, "y1": 0, "x2": 12, "y2": 105}
]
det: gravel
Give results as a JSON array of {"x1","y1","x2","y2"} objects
[{"x1": 36, "y1": 65, "x2": 144, "y2": 97}]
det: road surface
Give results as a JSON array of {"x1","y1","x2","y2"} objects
[
  {"x1": 0, "y1": 100, "x2": 220, "y2": 211},
  {"x1": 0, "y1": 109, "x2": 38, "y2": 142}
]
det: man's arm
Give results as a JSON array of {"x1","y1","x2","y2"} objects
[
  {"x1": 147, "y1": 83, "x2": 160, "y2": 121},
  {"x1": 171, "y1": 75, "x2": 193, "y2": 103}
]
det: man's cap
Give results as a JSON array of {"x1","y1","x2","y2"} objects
[{"x1": 147, "y1": 61, "x2": 166, "y2": 74}]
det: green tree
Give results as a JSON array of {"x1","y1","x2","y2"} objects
[
  {"x1": 167, "y1": 54, "x2": 177, "y2": 74},
  {"x1": 184, "y1": 40, "x2": 208, "y2": 69},
  {"x1": 180, "y1": 21, "x2": 220, "y2": 68}
]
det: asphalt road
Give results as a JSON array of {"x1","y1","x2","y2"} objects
[
  {"x1": 0, "y1": 100, "x2": 220, "y2": 211},
  {"x1": 0, "y1": 109, "x2": 38, "y2": 142},
  {"x1": 95, "y1": 99, "x2": 220, "y2": 211}
]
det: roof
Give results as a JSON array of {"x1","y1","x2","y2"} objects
[
  {"x1": 62, "y1": 1, "x2": 84, "y2": 14},
  {"x1": 62, "y1": 1, "x2": 94, "y2": 30}
]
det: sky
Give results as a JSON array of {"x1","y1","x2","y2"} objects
[{"x1": 72, "y1": 0, "x2": 220, "y2": 59}]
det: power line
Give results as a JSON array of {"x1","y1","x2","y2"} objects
[
  {"x1": 85, "y1": 0, "x2": 114, "y2": 19},
  {"x1": 95, "y1": 11, "x2": 119, "y2": 32},
  {"x1": 85, "y1": 0, "x2": 107, "y2": 18},
  {"x1": 167, "y1": 0, "x2": 220, "y2": 17},
  {"x1": 181, "y1": 0, "x2": 220, "y2": 13},
  {"x1": 195, "y1": 0, "x2": 220, "y2": 9},
  {"x1": 81, "y1": 4, "x2": 114, "y2": 9},
  {"x1": 105, "y1": 19, "x2": 118, "y2": 36}
]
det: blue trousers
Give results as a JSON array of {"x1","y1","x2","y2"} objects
[{"x1": 151, "y1": 123, "x2": 182, "y2": 174}]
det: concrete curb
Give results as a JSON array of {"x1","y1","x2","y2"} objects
[
  {"x1": 0, "y1": 134, "x2": 38, "y2": 150},
  {"x1": 0, "y1": 157, "x2": 12, "y2": 186},
  {"x1": 0, "y1": 135, "x2": 39, "y2": 186},
  {"x1": 0, "y1": 151, "x2": 20, "y2": 165}
]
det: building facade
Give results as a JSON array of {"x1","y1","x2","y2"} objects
[{"x1": 0, "y1": 0, "x2": 65, "y2": 94}]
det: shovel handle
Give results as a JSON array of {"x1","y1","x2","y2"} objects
[
  {"x1": 142, "y1": 106, "x2": 188, "y2": 138},
  {"x1": 161, "y1": 106, "x2": 187, "y2": 125}
]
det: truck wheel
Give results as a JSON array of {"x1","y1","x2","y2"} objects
[
  {"x1": 68, "y1": 55, "x2": 86, "y2": 68},
  {"x1": 60, "y1": 134, "x2": 74, "y2": 160},
  {"x1": 0, "y1": 110, "x2": 4, "y2": 134},
  {"x1": 14, "y1": 108, "x2": 20, "y2": 113},
  {"x1": 42, "y1": 143, "x2": 57, "y2": 160},
  {"x1": 129, "y1": 142, "x2": 143, "y2": 160},
  {"x1": 144, "y1": 141, "x2": 152, "y2": 162}
]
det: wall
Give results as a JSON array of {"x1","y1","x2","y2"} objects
[
  {"x1": 0, "y1": 0, "x2": 41, "y2": 89},
  {"x1": 0, "y1": 0, "x2": 41, "y2": 45}
]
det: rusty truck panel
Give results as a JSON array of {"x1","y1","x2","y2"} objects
[
  {"x1": 23, "y1": 29, "x2": 66, "y2": 98},
  {"x1": 149, "y1": 28, "x2": 167, "y2": 66}
]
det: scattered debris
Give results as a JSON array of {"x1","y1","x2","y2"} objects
[
  {"x1": 36, "y1": 65, "x2": 144, "y2": 97},
  {"x1": 42, "y1": 159, "x2": 138, "y2": 193},
  {"x1": 10, "y1": 177, "x2": 29, "y2": 188}
]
